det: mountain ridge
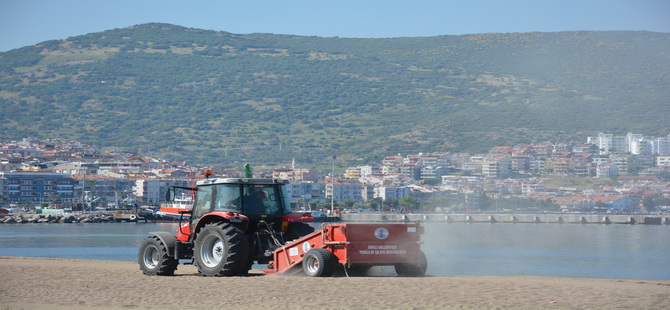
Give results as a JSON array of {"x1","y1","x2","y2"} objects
[{"x1": 1, "y1": 23, "x2": 668, "y2": 167}]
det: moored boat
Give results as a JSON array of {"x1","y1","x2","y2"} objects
[{"x1": 141, "y1": 193, "x2": 193, "y2": 223}]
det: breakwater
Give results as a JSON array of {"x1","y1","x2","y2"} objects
[
  {"x1": 341, "y1": 213, "x2": 670, "y2": 225},
  {"x1": 0, "y1": 212, "x2": 137, "y2": 224}
]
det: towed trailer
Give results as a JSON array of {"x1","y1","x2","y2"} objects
[{"x1": 265, "y1": 223, "x2": 428, "y2": 277}]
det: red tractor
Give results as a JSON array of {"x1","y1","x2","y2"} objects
[{"x1": 138, "y1": 172, "x2": 315, "y2": 276}]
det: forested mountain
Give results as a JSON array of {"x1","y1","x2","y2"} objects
[{"x1": 1, "y1": 23, "x2": 668, "y2": 167}]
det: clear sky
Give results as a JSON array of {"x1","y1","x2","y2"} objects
[{"x1": 1, "y1": 0, "x2": 669, "y2": 52}]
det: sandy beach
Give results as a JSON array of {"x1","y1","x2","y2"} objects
[{"x1": 1, "y1": 256, "x2": 669, "y2": 310}]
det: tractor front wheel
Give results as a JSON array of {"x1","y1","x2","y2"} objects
[
  {"x1": 138, "y1": 236, "x2": 178, "y2": 276},
  {"x1": 302, "y1": 248, "x2": 336, "y2": 277},
  {"x1": 194, "y1": 222, "x2": 250, "y2": 276}
]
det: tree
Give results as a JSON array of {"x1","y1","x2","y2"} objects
[
  {"x1": 642, "y1": 197, "x2": 657, "y2": 211},
  {"x1": 422, "y1": 178, "x2": 441, "y2": 186},
  {"x1": 399, "y1": 197, "x2": 420, "y2": 213},
  {"x1": 48, "y1": 195, "x2": 60, "y2": 206},
  {"x1": 366, "y1": 198, "x2": 382, "y2": 211},
  {"x1": 383, "y1": 198, "x2": 398, "y2": 211}
]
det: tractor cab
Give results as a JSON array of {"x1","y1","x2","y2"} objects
[{"x1": 188, "y1": 178, "x2": 294, "y2": 233}]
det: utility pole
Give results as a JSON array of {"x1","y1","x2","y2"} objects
[
  {"x1": 81, "y1": 174, "x2": 86, "y2": 213},
  {"x1": 331, "y1": 155, "x2": 335, "y2": 214}
]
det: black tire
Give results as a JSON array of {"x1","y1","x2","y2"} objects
[
  {"x1": 302, "y1": 248, "x2": 336, "y2": 277},
  {"x1": 194, "y1": 222, "x2": 250, "y2": 276},
  {"x1": 283, "y1": 222, "x2": 315, "y2": 242},
  {"x1": 395, "y1": 250, "x2": 428, "y2": 277},
  {"x1": 138, "y1": 236, "x2": 178, "y2": 276}
]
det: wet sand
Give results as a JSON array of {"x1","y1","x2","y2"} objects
[{"x1": 1, "y1": 256, "x2": 669, "y2": 309}]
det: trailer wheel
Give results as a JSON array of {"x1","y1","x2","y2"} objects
[
  {"x1": 395, "y1": 250, "x2": 428, "y2": 277},
  {"x1": 138, "y1": 236, "x2": 178, "y2": 276},
  {"x1": 303, "y1": 248, "x2": 336, "y2": 277},
  {"x1": 194, "y1": 222, "x2": 249, "y2": 276}
]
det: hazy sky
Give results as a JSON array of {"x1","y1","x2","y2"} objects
[{"x1": 1, "y1": 0, "x2": 669, "y2": 52}]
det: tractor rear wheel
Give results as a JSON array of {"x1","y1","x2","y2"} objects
[
  {"x1": 302, "y1": 248, "x2": 336, "y2": 277},
  {"x1": 194, "y1": 222, "x2": 249, "y2": 276},
  {"x1": 395, "y1": 250, "x2": 428, "y2": 277},
  {"x1": 138, "y1": 236, "x2": 178, "y2": 276}
]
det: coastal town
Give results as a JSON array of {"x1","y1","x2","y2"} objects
[{"x1": 1, "y1": 132, "x2": 670, "y2": 216}]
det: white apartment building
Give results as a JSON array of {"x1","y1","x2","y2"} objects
[
  {"x1": 134, "y1": 179, "x2": 188, "y2": 205},
  {"x1": 521, "y1": 180, "x2": 546, "y2": 195},
  {"x1": 374, "y1": 185, "x2": 409, "y2": 201},
  {"x1": 588, "y1": 132, "x2": 670, "y2": 155},
  {"x1": 325, "y1": 181, "x2": 363, "y2": 203},
  {"x1": 654, "y1": 136, "x2": 670, "y2": 154},
  {"x1": 596, "y1": 164, "x2": 618, "y2": 178},
  {"x1": 657, "y1": 155, "x2": 670, "y2": 167}
]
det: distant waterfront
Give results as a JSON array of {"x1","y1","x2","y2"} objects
[{"x1": 0, "y1": 222, "x2": 668, "y2": 280}]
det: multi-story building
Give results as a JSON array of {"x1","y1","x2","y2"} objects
[
  {"x1": 596, "y1": 164, "x2": 618, "y2": 178},
  {"x1": 609, "y1": 154, "x2": 637, "y2": 175},
  {"x1": 271, "y1": 168, "x2": 320, "y2": 183},
  {"x1": 325, "y1": 179, "x2": 363, "y2": 203},
  {"x1": 630, "y1": 138, "x2": 654, "y2": 155},
  {"x1": 587, "y1": 132, "x2": 670, "y2": 155},
  {"x1": 358, "y1": 165, "x2": 381, "y2": 178},
  {"x1": 72, "y1": 175, "x2": 135, "y2": 207},
  {"x1": 344, "y1": 167, "x2": 362, "y2": 180},
  {"x1": 521, "y1": 180, "x2": 546, "y2": 195},
  {"x1": 0, "y1": 172, "x2": 76, "y2": 204},
  {"x1": 588, "y1": 133, "x2": 628, "y2": 154},
  {"x1": 400, "y1": 162, "x2": 422, "y2": 180},
  {"x1": 52, "y1": 162, "x2": 99, "y2": 175},
  {"x1": 530, "y1": 157, "x2": 547, "y2": 173},
  {"x1": 657, "y1": 155, "x2": 670, "y2": 167},
  {"x1": 530, "y1": 142, "x2": 553, "y2": 156},
  {"x1": 419, "y1": 166, "x2": 449, "y2": 180},
  {"x1": 572, "y1": 144, "x2": 599, "y2": 155},
  {"x1": 449, "y1": 153, "x2": 471, "y2": 169},
  {"x1": 551, "y1": 158, "x2": 575, "y2": 174},
  {"x1": 134, "y1": 178, "x2": 189, "y2": 205},
  {"x1": 481, "y1": 154, "x2": 511, "y2": 178},
  {"x1": 286, "y1": 181, "x2": 326, "y2": 204},
  {"x1": 510, "y1": 155, "x2": 531, "y2": 173},
  {"x1": 381, "y1": 165, "x2": 400, "y2": 175},
  {"x1": 574, "y1": 162, "x2": 595, "y2": 177},
  {"x1": 96, "y1": 161, "x2": 143, "y2": 175},
  {"x1": 374, "y1": 185, "x2": 409, "y2": 202},
  {"x1": 382, "y1": 156, "x2": 403, "y2": 166},
  {"x1": 653, "y1": 135, "x2": 670, "y2": 154}
]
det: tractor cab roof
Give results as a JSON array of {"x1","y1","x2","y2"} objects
[{"x1": 196, "y1": 178, "x2": 290, "y2": 187}]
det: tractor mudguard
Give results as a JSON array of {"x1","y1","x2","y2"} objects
[{"x1": 149, "y1": 231, "x2": 179, "y2": 258}]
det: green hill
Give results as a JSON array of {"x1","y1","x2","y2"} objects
[{"x1": 1, "y1": 23, "x2": 668, "y2": 167}]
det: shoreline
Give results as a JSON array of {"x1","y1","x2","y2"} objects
[
  {"x1": 3, "y1": 212, "x2": 670, "y2": 225},
  {"x1": 1, "y1": 256, "x2": 669, "y2": 310}
]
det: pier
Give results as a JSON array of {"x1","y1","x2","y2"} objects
[{"x1": 340, "y1": 213, "x2": 670, "y2": 225}]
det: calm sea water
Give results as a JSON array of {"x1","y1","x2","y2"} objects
[{"x1": 0, "y1": 222, "x2": 668, "y2": 280}]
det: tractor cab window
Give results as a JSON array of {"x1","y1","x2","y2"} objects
[
  {"x1": 192, "y1": 185, "x2": 214, "y2": 221},
  {"x1": 240, "y1": 184, "x2": 281, "y2": 216},
  {"x1": 213, "y1": 184, "x2": 241, "y2": 212}
]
